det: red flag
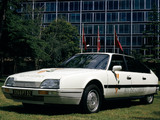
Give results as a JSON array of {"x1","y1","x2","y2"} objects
[
  {"x1": 114, "y1": 30, "x2": 123, "y2": 52},
  {"x1": 97, "y1": 26, "x2": 101, "y2": 52},
  {"x1": 82, "y1": 26, "x2": 87, "y2": 50}
]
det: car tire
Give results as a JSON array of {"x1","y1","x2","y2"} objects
[
  {"x1": 80, "y1": 84, "x2": 102, "y2": 114},
  {"x1": 140, "y1": 94, "x2": 154, "y2": 104}
]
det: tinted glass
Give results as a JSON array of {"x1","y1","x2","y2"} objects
[
  {"x1": 109, "y1": 55, "x2": 126, "y2": 71},
  {"x1": 60, "y1": 54, "x2": 109, "y2": 70},
  {"x1": 125, "y1": 56, "x2": 150, "y2": 73}
]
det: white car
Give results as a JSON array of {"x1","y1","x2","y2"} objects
[{"x1": 2, "y1": 53, "x2": 159, "y2": 113}]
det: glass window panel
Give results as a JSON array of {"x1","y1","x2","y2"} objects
[
  {"x1": 106, "y1": 37, "x2": 114, "y2": 45},
  {"x1": 114, "y1": 1, "x2": 118, "y2": 9},
  {"x1": 70, "y1": 2, "x2": 74, "y2": 10},
  {"x1": 58, "y1": 2, "x2": 68, "y2": 11},
  {"x1": 140, "y1": 0, "x2": 144, "y2": 9},
  {"x1": 151, "y1": 0, "x2": 157, "y2": 8},
  {"x1": 82, "y1": 13, "x2": 92, "y2": 22},
  {"x1": 45, "y1": 13, "x2": 56, "y2": 23},
  {"x1": 99, "y1": 1, "x2": 104, "y2": 10},
  {"x1": 58, "y1": 14, "x2": 68, "y2": 21},
  {"x1": 64, "y1": 3, "x2": 68, "y2": 11},
  {"x1": 83, "y1": 1, "x2": 93, "y2": 10},
  {"x1": 75, "y1": 2, "x2": 79, "y2": 10},
  {"x1": 134, "y1": 0, "x2": 139, "y2": 9},
  {"x1": 107, "y1": 13, "x2": 111, "y2": 22},
  {"x1": 89, "y1": 2, "x2": 93, "y2": 10},
  {"x1": 112, "y1": 13, "x2": 118, "y2": 21},
  {"x1": 94, "y1": 2, "x2": 98, "y2": 10},
  {"x1": 109, "y1": 1, "x2": 113, "y2": 10},
  {"x1": 127, "y1": 13, "x2": 131, "y2": 21},
  {"x1": 46, "y1": 2, "x2": 56, "y2": 12},
  {"x1": 146, "y1": 0, "x2": 151, "y2": 9},
  {"x1": 126, "y1": 37, "x2": 130, "y2": 45}
]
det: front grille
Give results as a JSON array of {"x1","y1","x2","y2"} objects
[{"x1": 13, "y1": 81, "x2": 41, "y2": 88}]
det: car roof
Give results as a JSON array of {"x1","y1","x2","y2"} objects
[{"x1": 77, "y1": 52, "x2": 134, "y2": 58}]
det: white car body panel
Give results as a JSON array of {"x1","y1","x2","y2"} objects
[{"x1": 2, "y1": 53, "x2": 159, "y2": 106}]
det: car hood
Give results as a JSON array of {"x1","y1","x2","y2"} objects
[{"x1": 10, "y1": 68, "x2": 101, "y2": 82}]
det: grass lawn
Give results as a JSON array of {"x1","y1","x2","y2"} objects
[{"x1": 0, "y1": 78, "x2": 160, "y2": 120}]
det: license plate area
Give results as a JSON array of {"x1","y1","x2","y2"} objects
[{"x1": 13, "y1": 89, "x2": 32, "y2": 97}]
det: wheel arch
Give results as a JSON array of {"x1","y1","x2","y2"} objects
[{"x1": 84, "y1": 79, "x2": 104, "y2": 98}]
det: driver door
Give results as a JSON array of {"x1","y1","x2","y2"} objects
[{"x1": 105, "y1": 55, "x2": 131, "y2": 98}]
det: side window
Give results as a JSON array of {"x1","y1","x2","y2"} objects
[
  {"x1": 125, "y1": 56, "x2": 150, "y2": 73},
  {"x1": 109, "y1": 55, "x2": 126, "y2": 71}
]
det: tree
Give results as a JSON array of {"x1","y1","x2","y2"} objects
[
  {"x1": 42, "y1": 19, "x2": 80, "y2": 67},
  {"x1": 143, "y1": 5, "x2": 160, "y2": 62},
  {"x1": 0, "y1": 0, "x2": 50, "y2": 74}
]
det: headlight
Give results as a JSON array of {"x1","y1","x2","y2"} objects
[
  {"x1": 40, "y1": 79, "x2": 60, "y2": 89},
  {"x1": 5, "y1": 77, "x2": 15, "y2": 87}
]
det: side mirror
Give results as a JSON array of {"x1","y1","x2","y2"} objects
[{"x1": 112, "y1": 65, "x2": 122, "y2": 72}]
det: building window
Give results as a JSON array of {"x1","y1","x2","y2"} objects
[
  {"x1": 94, "y1": 1, "x2": 105, "y2": 10},
  {"x1": 119, "y1": 25, "x2": 131, "y2": 33},
  {"x1": 133, "y1": 12, "x2": 144, "y2": 21},
  {"x1": 119, "y1": 37, "x2": 131, "y2": 46},
  {"x1": 132, "y1": 37, "x2": 143, "y2": 46},
  {"x1": 69, "y1": 13, "x2": 80, "y2": 23},
  {"x1": 35, "y1": 2, "x2": 44, "y2": 11},
  {"x1": 132, "y1": 24, "x2": 144, "y2": 33},
  {"x1": 44, "y1": 13, "x2": 56, "y2": 23},
  {"x1": 58, "y1": 2, "x2": 68, "y2": 11},
  {"x1": 107, "y1": 0, "x2": 118, "y2": 10},
  {"x1": 94, "y1": 25, "x2": 105, "y2": 34},
  {"x1": 70, "y1": 2, "x2": 80, "y2": 11},
  {"x1": 58, "y1": 14, "x2": 68, "y2": 21},
  {"x1": 94, "y1": 13, "x2": 105, "y2": 22},
  {"x1": 82, "y1": 13, "x2": 93, "y2": 22},
  {"x1": 106, "y1": 25, "x2": 118, "y2": 34},
  {"x1": 119, "y1": 0, "x2": 131, "y2": 9},
  {"x1": 106, "y1": 37, "x2": 114, "y2": 45},
  {"x1": 46, "y1": 2, "x2": 56, "y2": 12},
  {"x1": 84, "y1": 25, "x2": 93, "y2": 34},
  {"x1": 133, "y1": 0, "x2": 144, "y2": 9},
  {"x1": 146, "y1": 0, "x2": 158, "y2": 9},
  {"x1": 107, "y1": 13, "x2": 118, "y2": 22},
  {"x1": 119, "y1": 12, "x2": 131, "y2": 21},
  {"x1": 82, "y1": 1, "x2": 93, "y2": 10}
]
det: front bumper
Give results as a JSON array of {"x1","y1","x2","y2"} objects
[{"x1": 2, "y1": 86, "x2": 83, "y2": 105}]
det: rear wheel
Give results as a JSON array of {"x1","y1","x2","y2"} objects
[
  {"x1": 140, "y1": 95, "x2": 154, "y2": 104},
  {"x1": 80, "y1": 84, "x2": 102, "y2": 114}
]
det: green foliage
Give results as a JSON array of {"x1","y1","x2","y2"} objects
[
  {"x1": 42, "y1": 19, "x2": 80, "y2": 67},
  {"x1": 143, "y1": 5, "x2": 160, "y2": 62},
  {"x1": 0, "y1": 0, "x2": 80, "y2": 74}
]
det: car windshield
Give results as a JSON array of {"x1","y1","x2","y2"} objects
[{"x1": 60, "y1": 54, "x2": 109, "y2": 70}]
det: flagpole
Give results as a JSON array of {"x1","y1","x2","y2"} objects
[
  {"x1": 97, "y1": 25, "x2": 99, "y2": 52},
  {"x1": 114, "y1": 25, "x2": 115, "y2": 53},
  {"x1": 81, "y1": 24, "x2": 84, "y2": 53}
]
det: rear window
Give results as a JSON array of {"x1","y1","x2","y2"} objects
[{"x1": 125, "y1": 56, "x2": 150, "y2": 73}]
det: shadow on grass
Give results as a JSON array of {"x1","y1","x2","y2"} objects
[
  {"x1": 102, "y1": 100, "x2": 141, "y2": 110},
  {"x1": 0, "y1": 100, "x2": 144, "y2": 115},
  {"x1": 0, "y1": 104, "x2": 81, "y2": 115}
]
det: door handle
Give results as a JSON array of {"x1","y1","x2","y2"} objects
[
  {"x1": 142, "y1": 77, "x2": 146, "y2": 80},
  {"x1": 127, "y1": 76, "x2": 131, "y2": 80}
]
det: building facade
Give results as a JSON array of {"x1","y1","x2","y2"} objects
[{"x1": 23, "y1": 0, "x2": 160, "y2": 55}]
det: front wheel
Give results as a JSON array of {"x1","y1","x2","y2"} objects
[
  {"x1": 80, "y1": 84, "x2": 102, "y2": 114},
  {"x1": 140, "y1": 95, "x2": 154, "y2": 104}
]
